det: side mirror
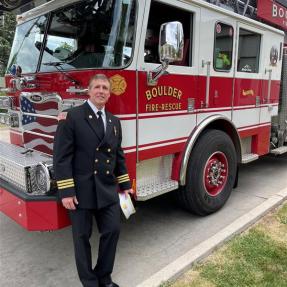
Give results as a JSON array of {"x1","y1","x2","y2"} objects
[
  {"x1": 159, "y1": 21, "x2": 184, "y2": 63},
  {"x1": 147, "y1": 21, "x2": 184, "y2": 86}
]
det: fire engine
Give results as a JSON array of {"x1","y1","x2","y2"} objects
[{"x1": 0, "y1": 0, "x2": 286, "y2": 231}]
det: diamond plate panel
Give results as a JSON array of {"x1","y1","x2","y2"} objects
[{"x1": 0, "y1": 141, "x2": 51, "y2": 193}]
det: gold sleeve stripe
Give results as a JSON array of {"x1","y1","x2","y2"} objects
[
  {"x1": 58, "y1": 183, "x2": 75, "y2": 190},
  {"x1": 57, "y1": 181, "x2": 74, "y2": 187},
  {"x1": 57, "y1": 179, "x2": 74, "y2": 184},
  {"x1": 117, "y1": 175, "x2": 129, "y2": 181},
  {"x1": 57, "y1": 181, "x2": 75, "y2": 187},
  {"x1": 118, "y1": 177, "x2": 130, "y2": 183},
  {"x1": 117, "y1": 174, "x2": 129, "y2": 180},
  {"x1": 57, "y1": 182, "x2": 75, "y2": 187}
]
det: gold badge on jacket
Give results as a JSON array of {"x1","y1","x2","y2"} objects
[{"x1": 110, "y1": 74, "x2": 127, "y2": 96}]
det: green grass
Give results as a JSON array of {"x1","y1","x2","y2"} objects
[
  {"x1": 277, "y1": 204, "x2": 287, "y2": 225},
  {"x1": 167, "y1": 203, "x2": 287, "y2": 287},
  {"x1": 201, "y1": 229, "x2": 287, "y2": 287}
]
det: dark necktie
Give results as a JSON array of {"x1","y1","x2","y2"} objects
[{"x1": 97, "y1": 110, "x2": 105, "y2": 140}]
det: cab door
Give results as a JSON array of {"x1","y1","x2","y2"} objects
[
  {"x1": 136, "y1": 0, "x2": 200, "y2": 161},
  {"x1": 233, "y1": 23, "x2": 266, "y2": 155},
  {"x1": 197, "y1": 15, "x2": 236, "y2": 124}
]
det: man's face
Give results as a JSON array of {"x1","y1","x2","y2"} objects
[{"x1": 88, "y1": 79, "x2": 111, "y2": 109}]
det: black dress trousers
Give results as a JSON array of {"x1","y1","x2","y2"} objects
[{"x1": 69, "y1": 204, "x2": 121, "y2": 287}]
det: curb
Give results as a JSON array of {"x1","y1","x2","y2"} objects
[{"x1": 136, "y1": 187, "x2": 287, "y2": 287}]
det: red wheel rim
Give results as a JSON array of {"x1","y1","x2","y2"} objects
[{"x1": 203, "y1": 152, "x2": 228, "y2": 196}]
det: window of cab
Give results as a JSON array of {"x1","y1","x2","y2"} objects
[
  {"x1": 237, "y1": 28, "x2": 261, "y2": 73},
  {"x1": 213, "y1": 22, "x2": 233, "y2": 72},
  {"x1": 40, "y1": 0, "x2": 136, "y2": 72},
  {"x1": 144, "y1": 0, "x2": 193, "y2": 67}
]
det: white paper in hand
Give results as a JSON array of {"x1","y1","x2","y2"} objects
[{"x1": 119, "y1": 193, "x2": 136, "y2": 219}]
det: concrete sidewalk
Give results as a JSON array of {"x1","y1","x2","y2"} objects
[
  {"x1": 137, "y1": 187, "x2": 287, "y2": 287},
  {"x1": 0, "y1": 129, "x2": 287, "y2": 287}
]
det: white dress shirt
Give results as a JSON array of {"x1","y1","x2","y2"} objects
[{"x1": 87, "y1": 99, "x2": 107, "y2": 131}]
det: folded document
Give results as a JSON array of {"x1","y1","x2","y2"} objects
[{"x1": 119, "y1": 193, "x2": 136, "y2": 219}]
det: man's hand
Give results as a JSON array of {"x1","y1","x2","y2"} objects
[
  {"x1": 123, "y1": 188, "x2": 134, "y2": 198},
  {"x1": 62, "y1": 196, "x2": 78, "y2": 210}
]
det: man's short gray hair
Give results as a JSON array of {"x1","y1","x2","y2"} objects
[{"x1": 88, "y1": 74, "x2": 111, "y2": 90}]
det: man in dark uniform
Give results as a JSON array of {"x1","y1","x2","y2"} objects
[{"x1": 53, "y1": 74, "x2": 133, "y2": 287}]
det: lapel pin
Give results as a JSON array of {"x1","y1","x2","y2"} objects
[
  {"x1": 89, "y1": 115, "x2": 93, "y2": 119},
  {"x1": 114, "y1": 126, "x2": 117, "y2": 136}
]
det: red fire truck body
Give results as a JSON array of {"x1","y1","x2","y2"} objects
[{"x1": 0, "y1": 0, "x2": 286, "y2": 231}]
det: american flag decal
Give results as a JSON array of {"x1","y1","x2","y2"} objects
[{"x1": 20, "y1": 94, "x2": 60, "y2": 155}]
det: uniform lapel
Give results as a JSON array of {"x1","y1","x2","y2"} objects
[
  {"x1": 84, "y1": 102, "x2": 103, "y2": 142},
  {"x1": 103, "y1": 111, "x2": 113, "y2": 143}
]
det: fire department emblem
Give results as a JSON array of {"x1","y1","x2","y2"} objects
[
  {"x1": 110, "y1": 74, "x2": 127, "y2": 96},
  {"x1": 270, "y1": 46, "x2": 278, "y2": 66}
]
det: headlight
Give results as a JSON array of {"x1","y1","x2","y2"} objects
[
  {"x1": 5, "y1": 115, "x2": 10, "y2": 126},
  {"x1": 9, "y1": 112, "x2": 19, "y2": 127},
  {"x1": 0, "y1": 114, "x2": 6, "y2": 124},
  {"x1": 0, "y1": 112, "x2": 19, "y2": 127},
  {"x1": 0, "y1": 96, "x2": 14, "y2": 109}
]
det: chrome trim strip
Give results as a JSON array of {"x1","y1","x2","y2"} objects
[
  {"x1": 23, "y1": 130, "x2": 54, "y2": 139},
  {"x1": 265, "y1": 69, "x2": 272, "y2": 104},
  {"x1": 21, "y1": 112, "x2": 58, "y2": 120},
  {"x1": 136, "y1": 69, "x2": 139, "y2": 163}
]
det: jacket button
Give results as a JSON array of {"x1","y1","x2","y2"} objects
[
  {"x1": 106, "y1": 159, "x2": 110, "y2": 163},
  {"x1": 94, "y1": 170, "x2": 98, "y2": 175},
  {"x1": 95, "y1": 159, "x2": 99, "y2": 163},
  {"x1": 96, "y1": 148, "x2": 99, "y2": 151},
  {"x1": 107, "y1": 148, "x2": 111, "y2": 152},
  {"x1": 106, "y1": 170, "x2": 110, "y2": 174}
]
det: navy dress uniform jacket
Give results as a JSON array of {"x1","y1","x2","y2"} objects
[{"x1": 53, "y1": 102, "x2": 131, "y2": 209}]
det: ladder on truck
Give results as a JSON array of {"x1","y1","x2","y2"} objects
[{"x1": 205, "y1": 0, "x2": 257, "y2": 18}]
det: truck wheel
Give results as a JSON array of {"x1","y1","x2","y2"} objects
[{"x1": 177, "y1": 129, "x2": 237, "y2": 215}]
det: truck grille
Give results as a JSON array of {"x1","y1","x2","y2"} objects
[{"x1": 20, "y1": 92, "x2": 61, "y2": 155}]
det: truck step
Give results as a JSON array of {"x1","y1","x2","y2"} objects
[
  {"x1": 270, "y1": 146, "x2": 287, "y2": 155},
  {"x1": 242, "y1": 153, "x2": 259, "y2": 164},
  {"x1": 137, "y1": 180, "x2": 178, "y2": 201}
]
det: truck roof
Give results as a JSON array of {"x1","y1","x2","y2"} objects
[{"x1": 17, "y1": 0, "x2": 285, "y2": 37}]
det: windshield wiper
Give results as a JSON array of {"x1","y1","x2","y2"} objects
[
  {"x1": 42, "y1": 61, "x2": 81, "y2": 86},
  {"x1": 42, "y1": 61, "x2": 67, "y2": 66}
]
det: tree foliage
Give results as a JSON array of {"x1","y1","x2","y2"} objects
[{"x1": 0, "y1": 12, "x2": 16, "y2": 76}]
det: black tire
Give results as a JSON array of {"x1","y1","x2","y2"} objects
[{"x1": 177, "y1": 129, "x2": 237, "y2": 215}]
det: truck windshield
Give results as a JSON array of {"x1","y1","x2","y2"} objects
[
  {"x1": 40, "y1": 0, "x2": 136, "y2": 71},
  {"x1": 7, "y1": 15, "x2": 48, "y2": 74}
]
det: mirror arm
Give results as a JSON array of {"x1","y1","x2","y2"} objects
[{"x1": 147, "y1": 60, "x2": 169, "y2": 86}]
